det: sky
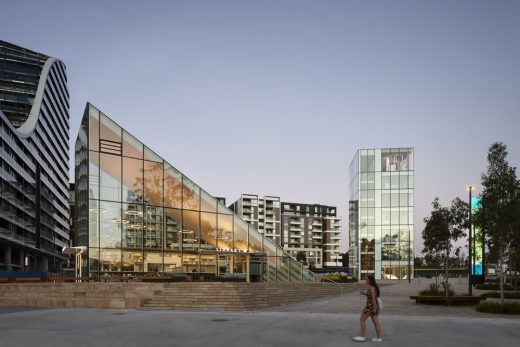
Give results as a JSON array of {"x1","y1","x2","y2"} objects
[{"x1": 1, "y1": 0, "x2": 519, "y2": 254}]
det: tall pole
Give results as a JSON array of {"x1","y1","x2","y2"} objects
[
  {"x1": 408, "y1": 227, "x2": 411, "y2": 283},
  {"x1": 467, "y1": 186, "x2": 474, "y2": 296}
]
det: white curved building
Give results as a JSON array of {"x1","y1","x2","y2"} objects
[{"x1": 0, "y1": 40, "x2": 70, "y2": 273}]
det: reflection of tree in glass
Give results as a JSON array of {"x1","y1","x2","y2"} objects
[
  {"x1": 142, "y1": 162, "x2": 163, "y2": 206},
  {"x1": 164, "y1": 167, "x2": 183, "y2": 208}
]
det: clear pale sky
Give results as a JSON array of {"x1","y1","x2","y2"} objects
[{"x1": 1, "y1": 1, "x2": 519, "y2": 254}]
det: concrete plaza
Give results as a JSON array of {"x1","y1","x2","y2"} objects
[
  {"x1": 0, "y1": 279, "x2": 519, "y2": 346},
  {"x1": 0, "y1": 307, "x2": 519, "y2": 347}
]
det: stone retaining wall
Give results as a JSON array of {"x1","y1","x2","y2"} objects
[{"x1": 0, "y1": 282, "x2": 363, "y2": 310}]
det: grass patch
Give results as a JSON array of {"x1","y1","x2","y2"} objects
[
  {"x1": 475, "y1": 283, "x2": 514, "y2": 291},
  {"x1": 476, "y1": 302, "x2": 520, "y2": 314},
  {"x1": 480, "y1": 291, "x2": 520, "y2": 299}
]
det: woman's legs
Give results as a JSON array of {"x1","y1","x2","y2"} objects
[
  {"x1": 359, "y1": 312, "x2": 370, "y2": 336},
  {"x1": 370, "y1": 314, "x2": 382, "y2": 338}
]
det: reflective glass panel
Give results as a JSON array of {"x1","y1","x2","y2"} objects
[
  {"x1": 277, "y1": 256, "x2": 290, "y2": 282},
  {"x1": 164, "y1": 163, "x2": 182, "y2": 208},
  {"x1": 100, "y1": 248, "x2": 121, "y2": 272},
  {"x1": 144, "y1": 146, "x2": 162, "y2": 162},
  {"x1": 144, "y1": 205, "x2": 163, "y2": 249},
  {"x1": 88, "y1": 151, "x2": 100, "y2": 199},
  {"x1": 248, "y1": 225, "x2": 263, "y2": 253},
  {"x1": 144, "y1": 251, "x2": 163, "y2": 272},
  {"x1": 88, "y1": 199, "x2": 100, "y2": 248},
  {"x1": 217, "y1": 213, "x2": 233, "y2": 250},
  {"x1": 200, "y1": 189, "x2": 217, "y2": 213},
  {"x1": 100, "y1": 153, "x2": 121, "y2": 202},
  {"x1": 200, "y1": 254, "x2": 217, "y2": 275},
  {"x1": 182, "y1": 177, "x2": 200, "y2": 210},
  {"x1": 163, "y1": 252, "x2": 182, "y2": 273},
  {"x1": 165, "y1": 208, "x2": 182, "y2": 251},
  {"x1": 99, "y1": 201, "x2": 121, "y2": 248},
  {"x1": 88, "y1": 105, "x2": 99, "y2": 151},
  {"x1": 200, "y1": 212, "x2": 217, "y2": 250},
  {"x1": 122, "y1": 203, "x2": 143, "y2": 249},
  {"x1": 122, "y1": 130, "x2": 143, "y2": 159},
  {"x1": 217, "y1": 202, "x2": 233, "y2": 215},
  {"x1": 144, "y1": 160, "x2": 163, "y2": 206},
  {"x1": 183, "y1": 253, "x2": 199, "y2": 273},
  {"x1": 122, "y1": 250, "x2": 144, "y2": 272},
  {"x1": 122, "y1": 156, "x2": 143, "y2": 203},
  {"x1": 233, "y1": 217, "x2": 248, "y2": 251},
  {"x1": 264, "y1": 238, "x2": 278, "y2": 257},
  {"x1": 89, "y1": 248, "x2": 99, "y2": 273},
  {"x1": 99, "y1": 113, "x2": 121, "y2": 143},
  {"x1": 182, "y1": 210, "x2": 199, "y2": 252},
  {"x1": 289, "y1": 258, "x2": 302, "y2": 282}
]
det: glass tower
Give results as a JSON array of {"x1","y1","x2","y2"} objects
[
  {"x1": 75, "y1": 103, "x2": 316, "y2": 282},
  {"x1": 0, "y1": 40, "x2": 70, "y2": 272},
  {"x1": 349, "y1": 148, "x2": 414, "y2": 280}
]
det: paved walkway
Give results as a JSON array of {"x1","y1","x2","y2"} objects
[
  {"x1": 1, "y1": 278, "x2": 518, "y2": 346},
  {"x1": 268, "y1": 278, "x2": 520, "y2": 319},
  {"x1": 0, "y1": 307, "x2": 519, "y2": 347}
]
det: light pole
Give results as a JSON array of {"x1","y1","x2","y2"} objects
[
  {"x1": 466, "y1": 185, "x2": 475, "y2": 296},
  {"x1": 408, "y1": 227, "x2": 411, "y2": 283},
  {"x1": 62, "y1": 246, "x2": 87, "y2": 282}
]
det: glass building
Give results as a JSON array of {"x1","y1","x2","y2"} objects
[
  {"x1": 75, "y1": 103, "x2": 316, "y2": 282},
  {"x1": 0, "y1": 40, "x2": 70, "y2": 272},
  {"x1": 348, "y1": 148, "x2": 414, "y2": 280}
]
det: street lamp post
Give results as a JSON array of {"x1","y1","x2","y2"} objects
[
  {"x1": 466, "y1": 185, "x2": 475, "y2": 296},
  {"x1": 62, "y1": 246, "x2": 87, "y2": 282},
  {"x1": 408, "y1": 227, "x2": 411, "y2": 283}
]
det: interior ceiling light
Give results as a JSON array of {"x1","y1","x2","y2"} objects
[
  {"x1": 112, "y1": 218, "x2": 130, "y2": 224},
  {"x1": 89, "y1": 207, "x2": 106, "y2": 213},
  {"x1": 125, "y1": 210, "x2": 142, "y2": 216}
]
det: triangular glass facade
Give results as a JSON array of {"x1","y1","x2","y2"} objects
[{"x1": 75, "y1": 103, "x2": 317, "y2": 282}]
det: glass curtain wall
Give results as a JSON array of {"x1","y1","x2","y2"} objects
[
  {"x1": 75, "y1": 103, "x2": 316, "y2": 282},
  {"x1": 349, "y1": 148, "x2": 414, "y2": 280}
]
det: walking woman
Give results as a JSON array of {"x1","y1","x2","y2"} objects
[{"x1": 353, "y1": 275, "x2": 382, "y2": 343}]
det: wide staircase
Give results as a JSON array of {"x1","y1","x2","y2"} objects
[
  {"x1": 142, "y1": 282, "x2": 363, "y2": 311},
  {"x1": 0, "y1": 282, "x2": 363, "y2": 311}
]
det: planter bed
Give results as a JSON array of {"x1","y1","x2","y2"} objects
[{"x1": 410, "y1": 295, "x2": 486, "y2": 305}]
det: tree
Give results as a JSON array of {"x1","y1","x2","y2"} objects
[
  {"x1": 474, "y1": 143, "x2": 520, "y2": 304},
  {"x1": 414, "y1": 256, "x2": 424, "y2": 269},
  {"x1": 340, "y1": 251, "x2": 349, "y2": 268},
  {"x1": 422, "y1": 197, "x2": 469, "y2": 296},
  {"x1": 296, "y1": 251, "x2": 307, "y2": 265}
]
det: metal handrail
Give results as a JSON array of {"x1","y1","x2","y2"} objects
[{"x1": 319, "y1": 276, "x2": 347, "y2": 295}]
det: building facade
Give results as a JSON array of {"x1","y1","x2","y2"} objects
[
  {"x1": 75, "y1": 103, "x2": 316, "y2": 282},
  {"x1": 229, "y1": 194, "x2": 282, "y2": 245},
  {"x1": 349, "y1": 148, "x2": 414, "y2": 280},
  {"x1": 281, "y1": 202, "x2": 342, "y2": 269},
  {"x1": 0, "y1": 40, "x2": 70, "y2": 272}
]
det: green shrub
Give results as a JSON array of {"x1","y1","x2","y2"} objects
[
  {"x1": 419, "y1": 282, "x2": 455, "y2": 296},
  {"x1": 321, "y1": 275, "x2": 357, "y2": 283},
  {"x1": 476, "y1": 302, "x2": 520, "y2": 314},
  {"x1": 475, "y1": 283, "x2": 514, "y2": 291},
  {"x1": 480, "y1": 291, "x2": 520, "y2": 299}
]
